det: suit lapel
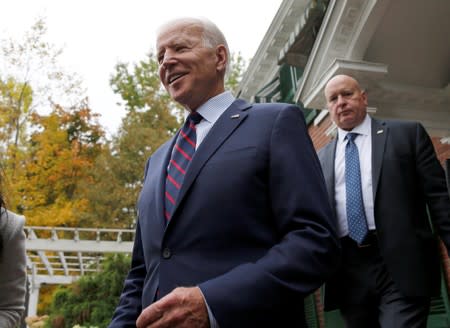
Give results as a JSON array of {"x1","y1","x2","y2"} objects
[
  {"x1": 371, "y1": 118, "x2": 387, "y2": 201},
  {"x1": 168, "y1": 99, "x2": 250, "y2": 225}
]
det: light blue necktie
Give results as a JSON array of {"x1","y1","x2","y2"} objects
[{"x1": 345, "y1": 133, "x2": 369, "y2": 244}]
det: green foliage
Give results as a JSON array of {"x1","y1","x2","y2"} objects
[
  {"x1": 226, "y1": 52, "x2": 247, "y2": 94},
  {"x1": 110, "y1": 55, "x2": 168, "y2": 112},
  {"x1": 46, "y1": 254, "x2": 131, "y2": 328}
]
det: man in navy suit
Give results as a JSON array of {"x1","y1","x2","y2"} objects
[
  {"x1": 318, "y1": 74, "x2": 450, "y2": 327},
  {"x1": 109, "y1": 17, "x2": 340, "y2": 328}
]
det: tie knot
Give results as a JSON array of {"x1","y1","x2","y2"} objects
[
  {"x1": 188, "y1": 112, "x2": 203, "y2": 125},
  {"x1": 346, "y1": 132, "x2": 358, "y2": 142}
]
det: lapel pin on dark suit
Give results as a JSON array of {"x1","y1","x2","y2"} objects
[
  {"x1": 230, "y1": 114, "x2": 240, "y2": 119},
  {"x1": 377, "y1": 129, "x2": 384, "y2": 134}
]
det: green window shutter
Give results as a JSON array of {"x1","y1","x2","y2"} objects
[
  {"x1": 426, "y1": 207, "x2": 450, "y2": 327},
  {"x1": 323, "y1": 309, "x2": 345, "y2": 328},
  {"x1": 304, "y1": 293, "x2": 319, "y2": 328},
  {"x1": 303, "y1": 108, "x2": 317, "y2": 125}
]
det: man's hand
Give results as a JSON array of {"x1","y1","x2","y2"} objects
[{"x1": 136, "y1": 286, "x2": 209, "y2": 328}]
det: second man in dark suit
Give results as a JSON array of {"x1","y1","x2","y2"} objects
[{"x1": 318, "y1": 74, "x2": 450, "y2": 328}]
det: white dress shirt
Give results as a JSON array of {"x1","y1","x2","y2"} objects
[
  {"x1": 189, "y1": 90, "x2": 236, "y2": 149},
  {"x1": 334, "y1": 114, "x2": 376, "y2": 237}
]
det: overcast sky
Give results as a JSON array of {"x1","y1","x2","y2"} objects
[{"x1": 0, "y1": 0, "x2": 283, "y2": 135}]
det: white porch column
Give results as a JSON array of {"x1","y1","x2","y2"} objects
[{"x1": 27, "y1": 281, "x2": 40, "y2": 318}]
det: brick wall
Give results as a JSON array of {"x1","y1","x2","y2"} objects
[
  {"x1": 431, "y1": 137, "x2": 450, "y2": 294},
  {"x1": 308, "y1": 115, "x2": 334, "y2": 151},
  {"x1": 432, "y1": 137, "x2": 450, "y2": 167}
]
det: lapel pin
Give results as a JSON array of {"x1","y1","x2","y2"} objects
[
  {"x1": 230, "y1": 114, "x2": 240, "y2": 119},
  {"x1": 377, "y1": 129, "x2": 384, "y2": 134}
]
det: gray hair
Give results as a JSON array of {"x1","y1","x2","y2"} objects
[{"x1": 157, "y1": 17, "x2": 230, "y2": 74}]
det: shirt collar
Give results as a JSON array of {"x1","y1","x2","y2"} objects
[
  {"x1": 337, "y1": 113, "x2": 371, "y2": 142},
  {"x1": 185, "y1": 91, "x2": 235, "y2": 125}
]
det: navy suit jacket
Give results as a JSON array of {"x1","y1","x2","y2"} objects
[
  {"x1": 318, "y1": 117, "x2": 450, "y2": 310},
  {"x1": 109, "y1": 99, "x2": 340, "y2": 327}
]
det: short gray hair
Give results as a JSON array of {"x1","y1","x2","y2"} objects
[{"x1": 157, "y1": 17, "x2": 230, "y2": 74}]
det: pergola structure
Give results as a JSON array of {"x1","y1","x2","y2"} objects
[{"x1": 25, "y1": 226, "x2": 135, "y2": 317}]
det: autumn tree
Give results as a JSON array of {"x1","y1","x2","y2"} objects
[
  {"x1": 0, "y1": 78, "x2": 33, "y2": 194},
  {"x1": 11, "y1": 102, "x2": 104, "y2": 226},
  {"x1": 0, "y1": 18, "x2": 89, "y2": 220}
]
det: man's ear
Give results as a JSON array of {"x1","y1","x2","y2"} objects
[
  {"x1": 215, "y1": 45, "x2": 228, "y2": 72},
  {"x1": 361, "y1": 90, "x2": 368, "y2": 107}
]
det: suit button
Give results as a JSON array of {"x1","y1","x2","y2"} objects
[{"x1": 162, "y1": 248, "x2": 171, "y2": 259}]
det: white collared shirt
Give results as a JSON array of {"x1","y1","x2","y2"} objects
[
  {"x1": 334, "y1": 114, "x2": 376, "y2": 237},
  {"x1": 188, "y1": 91, "x2": 236, "y2": 148},
  {"x1": 169, "y1": 91, "x2": 235, "y2": 167}
]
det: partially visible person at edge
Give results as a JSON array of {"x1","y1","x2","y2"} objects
[
  {"x1": 318, "y1": 74, "x2": 450, "y2": 328},
  {"x1": 0, "y1": 175, "x2": 27, "y2": 328},
  {"x1": 108, "y1": 16, "x2": 340, "y2": 328}
]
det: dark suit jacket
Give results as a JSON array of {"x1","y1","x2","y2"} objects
[
  {"x1": 109, "y1": 99, "x2": 340, "y2": 327},
  {"x1": 318, "y1": 117, "x2": 450, "y2": 310}
]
